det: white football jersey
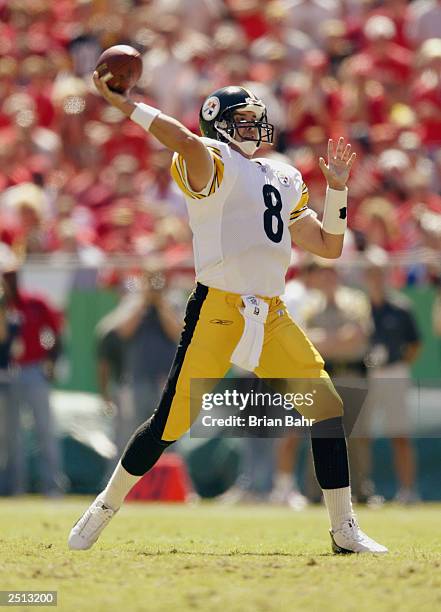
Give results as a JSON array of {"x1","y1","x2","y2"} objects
[{"x1": 171, "y1": 137, "x2": 311, "y2": 297}]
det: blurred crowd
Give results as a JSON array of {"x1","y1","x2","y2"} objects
[{"x1": 0, "y1": 0, "x2": 440, "y2": 283}]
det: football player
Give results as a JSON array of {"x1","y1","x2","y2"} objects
[{"x1": 68, "y1": 75, "x2": 387, "y2": 554}]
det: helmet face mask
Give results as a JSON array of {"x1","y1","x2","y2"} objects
[
  {"x1": 216, "y1": 111, "x2": 274, "y2": 145},
  {"x1": 200, "y1": 86, "x2": 274, "y2": 154}
]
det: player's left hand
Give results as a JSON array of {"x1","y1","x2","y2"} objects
[{"x1": 319, "y1": 137, "x2": 356, "y2": 191}]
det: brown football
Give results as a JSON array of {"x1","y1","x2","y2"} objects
[{"x1": 95, "y1": 45, "x2": 143, "y2": 93}]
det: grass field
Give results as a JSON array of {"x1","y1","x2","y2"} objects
[{"x1": 1, "y1": 499, "x2": 440, "y2": 612}]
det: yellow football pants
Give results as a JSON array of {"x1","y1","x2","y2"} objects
[{"x1": 152, "y1": 283, "x2": 343, "y2": 442}]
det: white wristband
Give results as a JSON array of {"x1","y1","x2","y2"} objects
[
  {"x1": 322, "y1": 186, "x2": 348, "y2": 235},
  {"x1": 130, "y1": 102, "x2": 161, "y2": 131}
]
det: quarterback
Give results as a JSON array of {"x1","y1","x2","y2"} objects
[{"x1": 68, "y1": 75, "x2": 387, "y2": 554}]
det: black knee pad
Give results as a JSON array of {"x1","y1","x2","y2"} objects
[{"x1": 121, "y1": 418, "x2": 176, "y2": 476}]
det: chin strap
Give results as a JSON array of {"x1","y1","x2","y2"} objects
[{"x1": 215, "y1": 126, "x2": 261, "y2": 156}]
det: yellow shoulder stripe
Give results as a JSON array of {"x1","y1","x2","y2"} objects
[
  {"x1": 170, "y1": 147, "x2": 224, "y2": 200},
  {"x1": 212, "y1": 149, "x2": 224, "y2": 188},
  {"x1": 289, "y1": 182, "x2": 309, "y2": 217},
  {"x1": 170, "y1": 156, "x2": 205, "y2": 200}
]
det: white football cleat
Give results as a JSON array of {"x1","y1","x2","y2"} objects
[
  {"x1": 330, "y1": 517, "x2": 388, "y2": 554},
  {"x1": 68, "y1": 497, "x2": 117, "y2": 550}
]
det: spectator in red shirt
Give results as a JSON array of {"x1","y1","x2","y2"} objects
[
  {"x1": 340, "y1": 55, "x2": 389, "y2": 127},
  {"x1": 370, "y1": 0, "x2": 414, "y2": 50},
  {"x1": 356, "y1": 15, "x2": 413, "y2": 88},
  {"x1": 226, "y1": 0, "x2": 269, "y2": 41},
  {"x1": 1, "y1": 266, "x2": 65, "y2": 496},
  {"x1": 284, "y1": 49, "x2": 342, "y2": 146},
  {"x1": 411, "y1": 38, "x2": 441, "y2": 148}
]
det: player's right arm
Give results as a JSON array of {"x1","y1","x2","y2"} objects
[{"x1": 93, "y1": 72, "x2": 213, "y2": 192}]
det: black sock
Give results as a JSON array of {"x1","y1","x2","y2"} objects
[{"x1": 310, "y1": 417, "x2": 349, "y2": 489}]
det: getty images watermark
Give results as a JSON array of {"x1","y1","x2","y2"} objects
[
  {"x1": 188, "y1": 378, "x2": 334, "y2": 438},
  {"x1": 201, "y1": 389, "x2": 316, "y2": 428}
]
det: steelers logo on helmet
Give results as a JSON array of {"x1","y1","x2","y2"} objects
[{"x1": 201, "y1": 96, "x2": 221, "y2": 121}]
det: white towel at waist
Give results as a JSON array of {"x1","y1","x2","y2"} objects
[{"x1": 230, "y1": 295, "x2": 269, "y2": 372}]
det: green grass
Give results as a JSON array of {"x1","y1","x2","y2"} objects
[{"x1": 0, "y1": 499, "x2": 440, "y2": 612}]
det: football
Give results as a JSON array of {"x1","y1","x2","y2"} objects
[{"x1": 95, "y1": 45, "x2": 143, "y2": 93}]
